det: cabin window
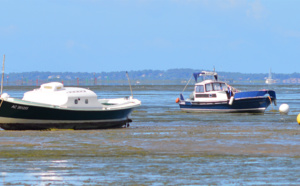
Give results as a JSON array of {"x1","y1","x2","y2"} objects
[
  {"x1": 44, "y1": 86, "x2": 52, "y2": 89},
  {"x1": 205, "y1": 84, "x2": 213, "y2": 92},
  {"x1": 220, "y1": 83, "x2": 227, "y2": 90},
  {"x1": 195, "y1": 85, "x2": 204, "y2": 93},
  {"x1": 74, "y1": 99, "x2": 78, "y2": 104},
  {"x1": 213, "y1": 83, "x2": 222, "y2": 91},
  {"x1": 85, "y1": 99, "x2": 88, "y2": 104}
]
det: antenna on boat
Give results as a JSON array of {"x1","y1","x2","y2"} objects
[
  {"x1": 126, "y1": 71, "x2": 133, "y2": 97},
  {"x1": 1, "y1": 54, "x2": 5, "y2": 95}
]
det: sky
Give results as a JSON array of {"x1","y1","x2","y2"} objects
[{"x1": 0, "y1": 0, "x2": 300, "y2": 74}]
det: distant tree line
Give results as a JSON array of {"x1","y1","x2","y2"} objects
[{"x1": 2, "y1": 69, "x2": 300, "y2": 85}]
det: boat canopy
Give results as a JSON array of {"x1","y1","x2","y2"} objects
[
  {"x1": 193, "y1": 71, "x2": 218, "y2": 82},
  {"x1": 22, "y1": 82, "x2": 99, "y2": 107}
]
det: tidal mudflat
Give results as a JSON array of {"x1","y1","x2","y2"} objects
[{"x1": 1, "y1": 84, "x2": 300, "y2": 185}]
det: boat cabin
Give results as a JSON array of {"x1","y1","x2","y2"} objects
[
  {"x1": 192, "y1": 80, "x2": 229, "y2": 102},
  {"x1": 22, "y1": 82, "x2": 101, "y2": 108}
]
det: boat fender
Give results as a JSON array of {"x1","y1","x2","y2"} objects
[
  {"x1": 175, "y1": 98, "x2": 180, "y2": 103},
  {"x1": 229, "y1": 96, "x2": 234, "y2": 105}
]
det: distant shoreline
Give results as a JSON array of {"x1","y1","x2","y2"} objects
[{"x1": 2, "y1": 69, "x2": 300, "y2": 85}]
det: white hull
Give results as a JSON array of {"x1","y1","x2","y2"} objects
[{"x1": 265, "y1": 79, "x2": 276, "y2": 84}]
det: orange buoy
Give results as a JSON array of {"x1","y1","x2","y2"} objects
[{"x1": 175, "y1": 98, "x2": 180, "y2": 103}]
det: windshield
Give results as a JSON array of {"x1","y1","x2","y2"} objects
[
  {"x1": 205, "y1": 84, "x2": 213, "y2": 92},
  {"x1": 212, "y1": 83, "x2": 227, "y2": 91},
  {"x1": 220, "y1": 83, "x2": 227, "y2": 90}
]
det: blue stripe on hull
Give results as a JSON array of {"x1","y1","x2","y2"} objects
[{"x1": 179, "y1": 97, "x2": 271, "y2": 113}]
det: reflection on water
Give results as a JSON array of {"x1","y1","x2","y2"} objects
[{"x1": 1, "y1": 84, "x2": 300, "y2": 185}]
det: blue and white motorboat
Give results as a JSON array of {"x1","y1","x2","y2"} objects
[{"x1": 176, "y1": 71, "x2": 276, "y2": 113}]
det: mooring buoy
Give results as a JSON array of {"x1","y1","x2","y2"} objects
[{"x1": 279, "y1": 104, "x2": 289, "y2": 114}]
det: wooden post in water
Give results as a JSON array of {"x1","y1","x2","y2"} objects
[{"x1": 1, "y1": 54, "x2": 5, "y2": 95}]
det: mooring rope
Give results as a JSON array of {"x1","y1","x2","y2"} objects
[
  {"x1": 0, "y1": 98, "x2": 4, "y2": 108},
  {"x1": 182, "y1": 76, "x2": 193, "y2": 93}
]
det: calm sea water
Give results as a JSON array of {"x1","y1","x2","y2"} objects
[{"x1": 1, "y1": 84, "x2": 300, "y2": 185}]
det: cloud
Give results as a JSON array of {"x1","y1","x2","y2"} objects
[
  {"x1": 246, "y1": 0, "x2": 264, "y2": 19},
  {"x1": 0, "y1": 25, "x2": 17, "y2": 35},
  {"x1": 65, "y1": 40, "x2": 89, "y2": 50},
  {"x1": 282, "y1": 30, "x2": 300, "y2": 38},
  {"x1": 66, "y1": 40, "x2": 76, "y2": 49},
  {"x1": 171, "y1": 0, "x2": 246, "y2": 9},
  {"x1": 228, "y1": 39, "x2": 245, "y2": 50},
  {"x1": 172, "y1": 0, "x2": 265, "y2": 20},
  {"x1": 146, "y1": 38, "x2": 173, "y2": 49},
  {"x1": 208, "y1": 0, "x2": 246, "y2": 9}
]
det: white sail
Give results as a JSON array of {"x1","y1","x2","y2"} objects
[{"x1": 265, "y1": 68, "x2": 276, "y2": 84}]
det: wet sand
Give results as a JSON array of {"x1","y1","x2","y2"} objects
[
  {"x1": 1, "y1": 84, "x2": 300, "y2": 184},
  {"x1": 1, "y1": 118, "x2": 300, "y2": 185},
  {"x1": 1, "y1": 120, "x2": 300, "y2": 159}
]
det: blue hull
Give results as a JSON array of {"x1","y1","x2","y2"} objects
[{"x1": 179, "y1": 97, "x2": 272, "y2": 113}]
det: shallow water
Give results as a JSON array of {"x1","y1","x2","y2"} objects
[{"x1": 1, "y1": 84, "x2": 300, "y2": 185}]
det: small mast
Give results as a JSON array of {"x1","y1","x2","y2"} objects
[{"x1": 1, "y1": 54, "x2": 5, "y2": 95}]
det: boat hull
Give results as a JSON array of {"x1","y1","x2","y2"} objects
[
  {"x1": 0, "y1": 120, "x2": 131, "y2": 130},
  {"x1": 0, "y1": 99, "x2": 134, "y2": 130},
  {"x1": 179, "y1": 97, "x2": 272, "y2": 113}
]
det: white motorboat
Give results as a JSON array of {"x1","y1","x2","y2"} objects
[{"x1": 0, "y1": 82, "x2": 141, "y2": 130}]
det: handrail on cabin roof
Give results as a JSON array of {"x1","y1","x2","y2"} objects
[{"x1": 193, "y1": 71, "x2": 218, "y2": 82}]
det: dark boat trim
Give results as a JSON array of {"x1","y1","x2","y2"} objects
[
  {"x1": 0, "y1": 98, "x2": 136, "y2": 130},
  {"x1": 0, "y1": 119, "x2": 132, "y2": 130}
]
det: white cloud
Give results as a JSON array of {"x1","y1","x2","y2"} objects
[
  {"x1": 172, "y1": 0, "x2": 265, "y2": 20},
  {"x1": 171, "y1": 0, "x2": 246, "y2": 9},
  {"x1": 146, "y1": 38, "x2": 173, "y2": 49},
  {"x1": 282, "y1": 30, "x2": 300, "y2": 38},
  {"x1": 0, "y1": 25, "x2": 17, "y2": 35},
  {"x1": 65, "y1": 40, "x2": 89, "y2": 50},
  {"x1": 66, "y1": 40, "x2": 76, "y2": 49},
  {"x1": 246, "y1": 0, "x2": 264, "y2": 19},
  {"x1": 228, "y1": 39, "x2": 245, "y2": 50},
  {"x1": 209, "y1": 0, "x2": 246, "y2": 9}
]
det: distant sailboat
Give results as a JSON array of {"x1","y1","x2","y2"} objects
[{"x1": 265, "y1": 68, "x2": 276, "y2": 84}]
